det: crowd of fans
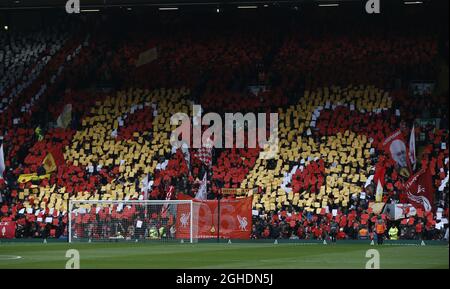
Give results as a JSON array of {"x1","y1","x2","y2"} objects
[
  {"x1": 0, "y1": 11, "x2": 449, "y2": 241},
  {"x1": 251, "y1": 202, "x2": 449, "y2": 241}
]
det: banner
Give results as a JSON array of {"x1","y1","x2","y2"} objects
[
  {"x1": 0, "y1": 221, "x2": 16, "y2": 239},
  {"x1": 176, "y1": 194, "x2": 252, "y2": 239},
  {"x1": 402, "y1": 167, "x2": 434, "y2": 212},
  {"x1": 221, "y1": 187, "x2": 259, "y2": 196},
  {"x1": 135, "y1": 47, "x2": 158, "y2": 67},
  {"x1": 383, "y1": 203, "x2": 416, "y2": 220},
  {"x1": 382, "y1": 129, "x2": 411, "y2": 177},
  {"x1": 415, "y1": 118, "x2": 440, "y2": 129},
  {"x1": 17, "y1": 173, "x2": 51, "y2": 184}
]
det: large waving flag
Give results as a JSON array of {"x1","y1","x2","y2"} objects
[
  {"x1": 42, "y1": 153, "x2": 57, "y2": 173},
  {"x1": 403, "y1": 167, "x2": 434, "y2": 212},
  {"x1": 140, "y1": 174, "x2": 153, "y2": 200},
  {"x1": 195, "y1": 136, "x2": 214, "y2": 168},
  {"x1": 56, "y1": 104, "x2": 72, "y2": 129},
  {"x1": 409, "y1": 125, "x2": 416, "y2": 170},
  {"x1": 161, "y1": 185, "x2": 175, "y2": 217},
  {"x1": 17, "y1": 152, "x2": 58, "y2": 184},
  {"x1": 195, "y1": 173, "x2": 208, "y2": 200},
  {"x1": 373, "y1": 159, "x2": 386, "y2": 187},
  {"x1": 383, "y1": 129, "x2": 411, "y2": 178},
  {"x1": 0, "y1": 144, "x2": 5, "y2": 179},
  {"x1": 135, "y1": 47, "x2": 158, "y2": 67},
  {"x1": 375, "y1": 179, "x2": 383, "y2": 203}
]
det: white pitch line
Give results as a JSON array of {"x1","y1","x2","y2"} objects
[{"x1": 0, "y1": 255, "x2": 23, "y2": 260}]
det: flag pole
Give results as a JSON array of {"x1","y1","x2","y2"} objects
[{"x1": 217, "y1": 183, "x2": 220, "y2": 243}]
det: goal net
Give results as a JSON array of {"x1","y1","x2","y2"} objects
[{"x1": 68, "y1": 200, "x2": 200, "y2": 243}]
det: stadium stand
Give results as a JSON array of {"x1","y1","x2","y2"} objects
[{"x1": 0, "y1": 8, "x2": 448, "y2": 242}]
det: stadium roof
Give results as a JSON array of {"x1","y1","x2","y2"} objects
[{"x1": 0, "y1": 0, "x2": 435, "y2": 10}]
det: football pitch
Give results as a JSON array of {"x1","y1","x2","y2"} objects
[{"x1": 0, "y1": 242, "x2": 448, "y2": 269}]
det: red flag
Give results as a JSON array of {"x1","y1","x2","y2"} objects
[
  {"x1": 402, "y1": 167, "x2": 435, "y2": 212},
  {"x1": 161, "y1": 185, "x2": 174, "y2": 217},
  {"x1": 0, "y1": 221, "x2": 16, "y2": 239},
  {"x1": 374, "y1": 160, "x2": 386, "y2": 187},
  {"x1": 49, "y1": 146, "x2": 65, "y2": 167}
]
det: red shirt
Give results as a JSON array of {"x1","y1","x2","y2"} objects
[
  {"x1": 313, "y1": 227, "x2": 322, "y2": 238},
  {"x1": 415, "y1": 223, "x2": 423, "y2": 233},
  {"x1": 337, "y1": 231, "x2": 346, "y2": 239},
  {"x1": 297, "y1": 227, "x2": 304, "y2": 238}
]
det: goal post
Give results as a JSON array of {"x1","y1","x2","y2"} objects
[{"x1": 68, "y1": 200, "x2": 199, "y2": 243}]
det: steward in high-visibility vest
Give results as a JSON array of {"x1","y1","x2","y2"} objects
[
  {"x1": 159, "y1": 226, "x2": 167, "y2": 238},
  {"x1": 375, "y1": 219, "x2": 386, "y2": 245},
  {"x1": 149, "y1": 227, "x2": 159, "y2": 239},
  {"x1": 389, "y1": 226, "x2": 399, "y2": 240},
  {"x1": 35, "y1": 126, "x2": 44, "y2": 141},
  {"x1": 359, "y1": 227, "x2": 369, "y2": 240}
]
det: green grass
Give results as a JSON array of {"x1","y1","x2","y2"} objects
[{"x1": 0, "y1": 242, "x2": 447, "y2": 269}]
